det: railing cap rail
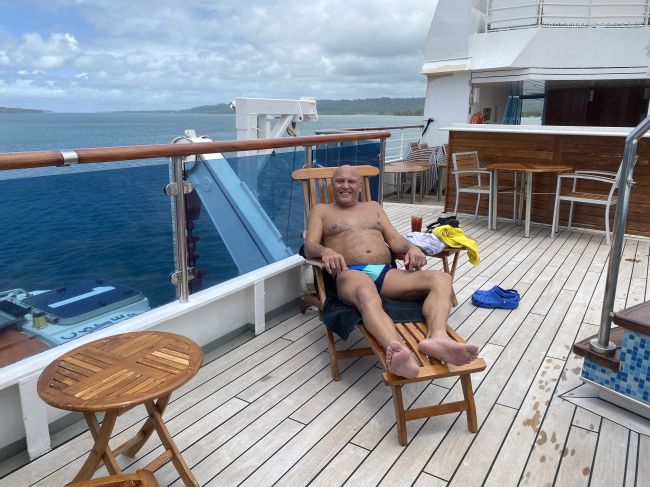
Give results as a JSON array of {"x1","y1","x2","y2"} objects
[{"x1": 0, "y1": 130, "x2": 391, "y2": 171}]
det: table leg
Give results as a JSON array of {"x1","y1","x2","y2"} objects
[
  {"x1": 411, "y1": 173, "x2": 416, "y2": 204},
  {"x1": 525, "y1": 172, "x2": 532, "y2": 238},
  {"x1": 517, "y1": 173, "x2": 525, "y2": 225},
  {"x1": 420, "y1": 172, "x2": 424, "y2": 201},
  {"x1": 441, "y1": 255, "x2": 459, "y2": 307},
  {"x1": 144, "y1": 399, "x2": 199, "y2": 487},
  {"x1": 122, "y1": 394, "x2": 171, "y2": 457},
  {"x1": 74, "y1": 411, "x2": 121, "y2": 482},
  {"x1": 490, "y1": 170, "x2": 499, "y2": 230}
]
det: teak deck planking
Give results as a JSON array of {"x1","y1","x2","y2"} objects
[{"x1": 2, "y1": 202, "x2": 649, "y2": 487}]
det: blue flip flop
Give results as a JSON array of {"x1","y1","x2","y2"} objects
[{"x1": 472, "y1": 286, "x2": 520, "y2": 309}]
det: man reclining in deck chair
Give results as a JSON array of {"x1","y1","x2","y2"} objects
[{"x1": 304, "y1": 165, "x2": 479, "y2": 379}]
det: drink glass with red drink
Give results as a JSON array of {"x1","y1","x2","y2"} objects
[{"x1": 411, "y1": 215, "x2": 423, "y2": 232}]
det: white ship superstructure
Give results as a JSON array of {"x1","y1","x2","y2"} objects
[{"x1": 421, "y1": 0, "x2": 650, "y2": 145}]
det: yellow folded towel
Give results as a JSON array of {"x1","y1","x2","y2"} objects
[{"x1": 432, "y1": 225, "x2": 481, "y2": 266}]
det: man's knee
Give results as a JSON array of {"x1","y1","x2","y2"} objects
[
  {"x1": 425, "y1": 270, "x2": 452, "y2": 290},
  {"x1": 355, "y1": 286, "x2": 382, "y2": 311}
]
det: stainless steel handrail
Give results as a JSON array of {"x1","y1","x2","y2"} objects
[{"x1": 592, "y1": 113, "x2": 650, "y2": 354}]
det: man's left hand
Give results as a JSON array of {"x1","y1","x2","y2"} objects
[{"x1": 404, "y1": 245, "x2": 427, "y2": 271}]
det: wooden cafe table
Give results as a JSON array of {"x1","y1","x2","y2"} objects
[
  {"x1": 37, "y1": 331, "x2": 202, "y2": 486},
  {"x1": 485, "y1": 162, "x2": 573, "y2": 237}
]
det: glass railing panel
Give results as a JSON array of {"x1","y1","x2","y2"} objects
[
  {"x1": 0, "y1": 163, "x2": 178, "y2": 368},
  {"x1": 183, "y1": 141, "x2": 382, "y2": 294}
]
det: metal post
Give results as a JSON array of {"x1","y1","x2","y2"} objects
[
  {"x1": 304, "y1": 145, "x2": 313, "y2": 168},
  {"x1": 591, "y1": 114, "x2": 650, "y2": 354},
  {"x1": 168, "y1": 155, "x2": 191, "y2": 302},
  {"x1": 378, "y1": 138, "x2": 386, "y2": 205}
]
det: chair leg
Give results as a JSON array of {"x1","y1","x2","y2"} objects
[
  {"x1": 487, "y1": 191, "x2": 492, "y2": 228},
  {"x1": 475, "y1": 194, "x2": 481, "y2": 219},
  {"x1": 552, "y1": 179, "x2": 562, "y2": 238},
  {"x1": 568, "y1": 201, "x2": 574, "y2": 230},
  {"x1": 325, "y1": 328, "x2": 341, "y2": 381},
  {"x1": 460, "y1": 374, "x2": 478, "y2": 433},
  {"x1": 441, "y1": 255, "x2": 458, "y2": 307},
  {"x1": 454, "y1": 190, "x2": 460, "y2": 216},
  {"x1": 551, "y1": 201, "x2": 559, "y2": 238},
  {"x1": 391, "y1": 385, "x2": 408, "y2": 446},
  {"x1": 605, "y1": 203, "x2": 612, "y2": 245},
  {"x1": 512, "y1": 173, "x2": 517, "y2": 223}
]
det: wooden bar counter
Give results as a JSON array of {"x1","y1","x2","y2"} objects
[{"x1": 442, "y1": 124, "x2": 650, "y2": 238}]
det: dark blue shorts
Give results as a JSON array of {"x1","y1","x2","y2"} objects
[{"x1": 347, "y1": 264, "x2": 392, "y2": 291}]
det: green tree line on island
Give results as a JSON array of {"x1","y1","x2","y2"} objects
[
  {"x1": 2, "y1": 97, "x2": 426, "y2": 115},
  {"x1": 180, "y1": 97, "x2": 425, "y2": 116},
  {"x1": 0, "y1": 107, "x2": 50, "y2": 113}
]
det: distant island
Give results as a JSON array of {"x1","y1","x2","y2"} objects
[
  {"x1": 118, "y1": 97, "x2": 425, "y2": 116},
  {"x1": 0, "y1": 106, "x2": 49, "y2": 113}
]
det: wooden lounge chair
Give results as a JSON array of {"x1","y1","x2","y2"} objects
[{"x1": 292, "y1": 164, "x2": 486, "y2": 445}]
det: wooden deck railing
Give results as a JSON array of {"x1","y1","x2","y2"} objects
[{"x1": 0, "y1": 130, "x2": 391, "y2": 171}]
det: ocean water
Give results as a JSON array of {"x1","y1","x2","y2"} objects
[{"x1": 0, "y1": 113, "x2": 420, "y2": 308}]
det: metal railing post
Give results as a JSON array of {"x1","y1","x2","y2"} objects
[
  {"x1": 167, "y1": 155, "x2": 191, "y2": 302},
  {"x1": 378, "y1": 138, "x2": 386, "y2": 205},
  {"x1": 591, "y1": 114, "x2": 650, "y2": 354},
  {"x1": 304, "y1": 145, "x2": 314, "y2": 167}
]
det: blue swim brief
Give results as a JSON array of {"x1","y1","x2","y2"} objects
[{"x1": 348, "y1": 264, "x2": 392, "y2": 291}]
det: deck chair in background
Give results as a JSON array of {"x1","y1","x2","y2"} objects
[{"x1": 291, "y1": 165, "x2": 486, "y2": 445}]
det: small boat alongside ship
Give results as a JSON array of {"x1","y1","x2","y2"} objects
[{"x1": 0, "y1": 278, "x2": 149, "y2": 368}]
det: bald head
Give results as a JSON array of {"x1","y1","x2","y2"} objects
[
  {"x1": 333, "y1": 164, "x2": 360, "y2": 181},
  {"x1": 331, "y1": 165, "x2": 361, "y2": 207}
]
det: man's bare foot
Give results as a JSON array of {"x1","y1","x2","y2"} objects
[
  {"x1": 385, "y1": 341, "x2": 419, "y2": 379},
  {"x1": 419, "y1": 337, "x2": 479, "y2": 366}
]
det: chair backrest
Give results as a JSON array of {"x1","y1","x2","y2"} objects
[
  {"x1": 451, "y1": 151, "x2": 480, "y2": 172},
  {"x1": 405, "y1": 143, "x2": 434, "y2": 164},
  {"x1": 291, "y1": 165, "x2": 379, "y2": 219},
  {"x1": 451, "y1": 151, "x2": 483, "y2": 188},
  {"x1": 433, "y1": 145, "x2": 447, "y2": 167}
]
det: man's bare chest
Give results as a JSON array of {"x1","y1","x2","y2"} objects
[{"x1": 322, "y1": 211, "x2": 382, "y2": 238}]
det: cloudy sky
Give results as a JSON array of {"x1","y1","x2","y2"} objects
[{"x1": 0, "y1": 0, "x2": 433, "y2": 112}]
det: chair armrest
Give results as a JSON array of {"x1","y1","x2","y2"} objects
[
  {"x1": 304, "y1": 258, "x2": 324, "y2": 269},
  {"x1": 452, "y1": 169, "x2": 492, "y2": 175},
  {"x1": 558, "y1": 174, "x2": 617, "y2": 185},
  {"x1": 575, "y1": 170, "x2": 617, "y2": 177}
]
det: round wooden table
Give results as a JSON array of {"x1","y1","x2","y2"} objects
[
  {"x1": 37, "y1": 331, "x2": 202, "y2": 486},
  {"x1": 484, "y1": 162, "x2": 573, "y2": 237}
]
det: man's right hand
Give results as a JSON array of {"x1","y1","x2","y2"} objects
[{"x1": 321, "y1": 248, "x2": 348, "y2": 276}]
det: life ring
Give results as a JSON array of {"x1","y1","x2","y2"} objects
[{"x1": 469, "y1": 112, "x2": 484, "y2": 124}]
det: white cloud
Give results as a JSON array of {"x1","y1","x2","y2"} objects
[
  {"x1": 0, "y1": 1, "x2": 434, "y2": 111},
  {"x1": 12, "y1": 32, "x2": 78, "y2": 69}
]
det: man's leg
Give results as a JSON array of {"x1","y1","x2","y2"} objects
[
  {"x1": 380, "y1": 269, "x2": 479, "y2": 365},
  {"x1": 336, "y1": 270, "x2": 419, "y2": 379}
]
